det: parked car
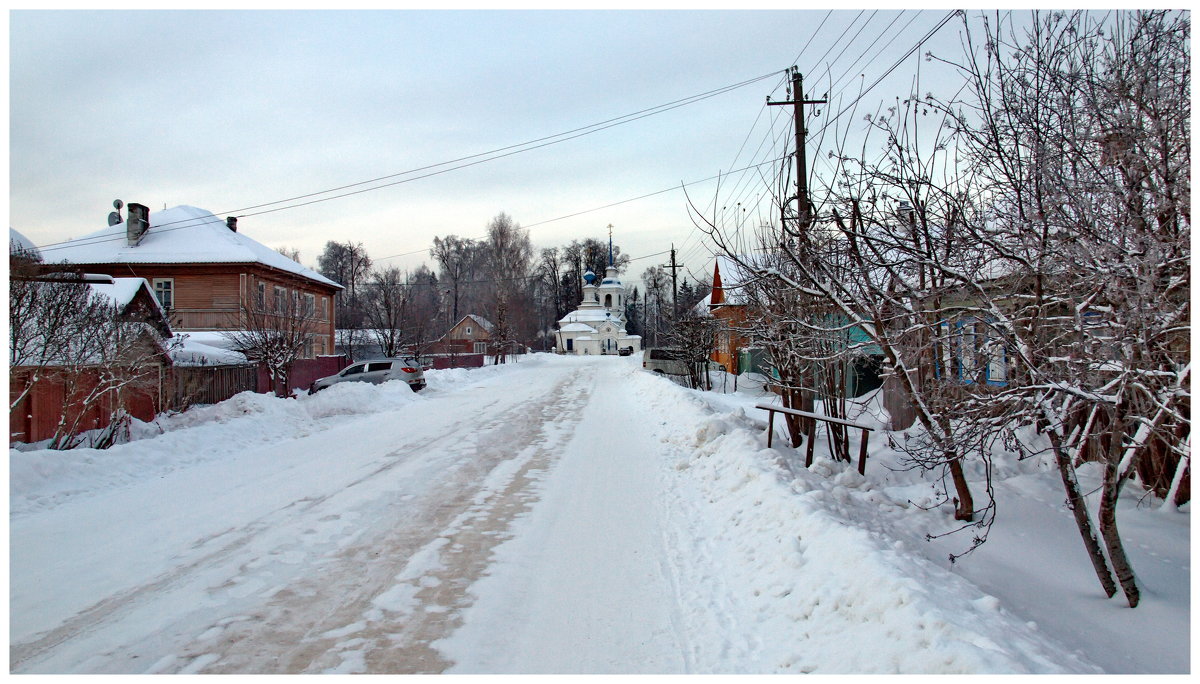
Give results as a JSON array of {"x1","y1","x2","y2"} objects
[
  {"x1": 309, "y1": 358, "x2": 426, "y2": 394},
  {"x1": 642, "y1": 347, "x2": 689, "y2": 376},
  {"x1": 618, "y1": 346, "x2": 634, "y2": 356}
]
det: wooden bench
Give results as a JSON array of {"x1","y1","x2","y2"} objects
[{"x1": 755, "y1": 402, "x2": 875, "y2": 475}]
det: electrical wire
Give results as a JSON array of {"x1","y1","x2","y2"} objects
[
  {"x1": 35, "y1": 69, "x2": 783, "y2": 255},
  {"x1": 35, "y1": 11, "x2": 963, "y2": 289},
  {"x1": 373, "y1": 155, "x2": 788, "y2": 263},
  {"x1": 810, "y1": 10, "x2": 960, "y2": 140}
]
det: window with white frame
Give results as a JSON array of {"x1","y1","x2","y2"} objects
[
  {"x1": 255, "y1": 282, "x2": 266, "y2": 310},
  {"x1": 303, "y1": 293, "x2": 315, "y2": 317},
  {"x1": 274, "y1": 286, "x2": 287, "y2": 313},
  {"x1": 473, "y1": 342, "x2": 487, "y2": 354},
  {"x1": 152, "y1": 278, "x2": 174, "y2": 310},
  {"x1": 936, "y1": 318, "x2": 1007, "y2": 386}
]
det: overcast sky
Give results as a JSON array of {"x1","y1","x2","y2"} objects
[{"x1": 11, "y1": 8, "x2": 972, "y2": 283}]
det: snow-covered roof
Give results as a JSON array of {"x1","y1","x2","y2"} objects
[
  {"x1": 170, "y1": 332, "x2": 250, "y2": 366},
  {"x1": 558, "y1": 309, "x2": 616, "y2": 324},
  {"x1": 88, "y1": 277, "x2": 165, "y2": 318},
  {"x1": 559, "y1": 322, "x2": 597, "y2": 333},
  {"x1": 463, "y1": 314, "x2": 494, "y2": 332},
  {"x1": 10, "y1": 228, "x2": 41, "y2": 260},
  {"x1": 39, "y1": 205, "x2": 342, "y2": 290}
]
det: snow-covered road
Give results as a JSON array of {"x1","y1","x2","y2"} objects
[
  {"x1": 12, "y1": 357, "x2": 595, "y2": 672},
  {"x1": 10, "y1": 354, "x2": 1187, "y2": 673}
]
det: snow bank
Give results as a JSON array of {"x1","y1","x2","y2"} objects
[
  {"x1": 8, "y1": 359, "x2": 535, "y2": 517},
  {"x1": 10, "y1": 379, "x2": 422, "y2": 517},
  {"x1": 625, "y1": 367, "x2": 1095, "y2": 673}
]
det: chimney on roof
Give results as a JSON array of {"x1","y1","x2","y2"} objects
[
  {"x1": 227, "y1": 216, "x2": 238, "y2": 232},
  {"x1": 126, "y1": 203, "x2": 150, "y2": 246}
]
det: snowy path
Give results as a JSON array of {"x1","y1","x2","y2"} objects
[
  {"x1": 10, "y1": 354, "x2": 1184, "y2": 673},
  {"x1": 436, "y1": 359, "x2": 690, "y2": 673},
  {"x1": 12, "y1": 358, "x2": 600, "y2": 672}
]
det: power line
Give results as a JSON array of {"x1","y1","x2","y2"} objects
[
  {"x1": 791, "y1": 10, "x2": 835, "y2": 66},
  {"x1": 36, "y1": 69, "x2": 783, "y2": 255},
  {"x1": 811, "y1": 10, "x2": 960, "y2": 140},
  {"x1": 36, "y1": 12, "x2": 963, "y2": 285},
  {"x1": 808, "y1": 10, "x2": 867, "y2": 72},
  {"x1": 684, "y1": 11, "x2": 959, "y2": 272},
  {"x1": 820, "y1": 10, "x2": 881, "y2": 82},
  {"x1": 374, "y1": 155, "x2": 788, "y2": 263},
  {"x1": 228, "y1": 75, "x2": 781, "y2": 216}
]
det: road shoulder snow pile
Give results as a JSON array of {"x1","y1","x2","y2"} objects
[
  {"x1": 628, "y1": 369, "x2": 1099, "y2": 674},
  {"x1": 9, "y1": 380, "x2": 422, "y2": 518}
]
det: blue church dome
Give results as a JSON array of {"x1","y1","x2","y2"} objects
[{"x1": 583, "y1": 270, "x2": 597, "y2": 284}]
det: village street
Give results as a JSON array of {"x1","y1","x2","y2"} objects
[
  {"x1": 9, "y1": 355, "x2": 1186, "y2": 674},
  {"x1": 11, "y1": 356, "x2": 704, "y2": 673}
]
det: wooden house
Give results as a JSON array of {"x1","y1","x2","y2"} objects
[
  {"x1": 701, "y1": 256, "x2": 757, "y2": 373},
  {"x1": 9, "y1": 273, "x2": 174, "y2": 445},
  {"x1": 430, "y1": 314, "x2": 494, "y2": 355},
  {"x1": 38, "y1": 204, "x2": 342, "y2": 359}
]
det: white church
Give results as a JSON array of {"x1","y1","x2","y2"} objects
[{"x1": 555, "y1": 239, "x2": 642, "y2": 356}]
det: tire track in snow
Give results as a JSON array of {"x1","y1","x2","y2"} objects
[
  {"x1": 8, "y1": 376, "x2": 565, "y2": 673},
  {"x1": 186, "y1": 370, "x2": 592, "y2": 673},
  {"x1": 8, "y1": 397, "x2": 502, "y2": 672}
]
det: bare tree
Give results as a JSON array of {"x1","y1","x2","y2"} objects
[
  {"x1": 317, "y1": 240, "x2": 373, "y2": 329},
  {"x1": 665, "y1": 312, "x2": 721, "y2": 390},
  {"x1": 10, "y1": 253, "x2": 174, "y2": 449},
  {"x1": 362, "y1": 265, "x2": 409, "y2": 358},
  {"x1": 222, "y1": 287, "x2": 320, "y2": 397},
  {"x1": 276, "y1": 246, "x2": 302, "y2": 263},
  {"x1": 490, "y1": 299, "x2": 513, "y2": 364},
  {"x1": 432, "y1": 235, "x2": 484, "y2": 326},
  {"x1": 914, "y1": 9, "x2": 1191, "y2": 606},
  {"x1": 691, "y1": 9, "x2": 1187, "y2": 610},
  {"x1": 482, "y1": 212, "x2": 535, "y2": 345},
  {"x1": 641, "y1": 265, "x2": 670, "y2": 347},
  {"x1": 404, "y1": 265, "x2": 442, "y2": 357}
]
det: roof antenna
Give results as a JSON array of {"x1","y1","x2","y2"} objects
[{"x1": 108, "y1": 199, "x2": 123, "y2": 226}]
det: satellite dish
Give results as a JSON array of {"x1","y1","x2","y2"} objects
[
  {"x1": 113, "y1": 199, "x2": 123, "y2": 211},
  {"x1": 108, "y1": 211, "x2": 122, "y2": 226}
]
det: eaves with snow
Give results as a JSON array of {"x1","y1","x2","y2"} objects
[
  {"x1": 463, "y1": 314, "x2": 495, "y2": 332},
  {"x1": 10, "y1": 227, "x2": 41, "y2": 260},
  {"x1": 35, "y1": 206, "x2": 341, "y2": 290}
]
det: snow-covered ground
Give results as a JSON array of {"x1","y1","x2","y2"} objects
[{"x1": 9, "y1": 354, "x2": 1189, "y2": 673}]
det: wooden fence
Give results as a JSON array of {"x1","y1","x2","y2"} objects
[
  {"x1": 167, "y1": 364, "x2": 260, "y2": 410},
  {"x1": 10, "y1": 355, "x2": 350, "y2": 446}
]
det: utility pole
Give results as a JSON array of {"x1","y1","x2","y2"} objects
[
  {"x1": 768, "y1": 67, "x2": 826, "y2": 421},
  {"x1": 661, "y1": 243, "x2": 684, "y2": 318},
  {"x1": 768, "y1": 67, "x2": 826, "y2": 233}
]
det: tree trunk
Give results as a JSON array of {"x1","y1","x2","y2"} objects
[
  {"x1": 1165, "y1": 451, "x2": 1190, "y2": 510},
  {"x1": 782, "y1": 384, "x2": 803, "y2": 448},
  {"x1": 947, "y1": 453, "x2": 975, "y2": 521},
  {"x1": 1099, "y1": 459, "x2": 1141, "y2": 607},
  {"x1": 1046, "y1": 425, "x2": 1117, "y2": 597}
]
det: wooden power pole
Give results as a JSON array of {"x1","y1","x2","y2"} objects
[
  {"x1": 768, "y1": 67, "x2": 826, "y2": 233},
  {"x1": 662, "y1": 244, "x2": 684, "y2": 317},
  {"x1": 767, "y1": 67, "x2": 826, "y2": 426}
]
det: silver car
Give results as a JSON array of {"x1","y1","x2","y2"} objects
[{"x1": 309, "y1": 358, "x2": 426, "y2": 393}]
